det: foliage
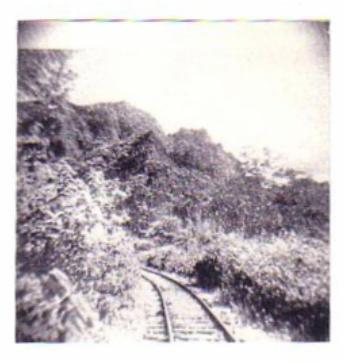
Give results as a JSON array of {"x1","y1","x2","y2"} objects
[
  {"x1": 144, "y1": 215, "x2": 184, "y2": 244},
  {"x1": 147, "y1": 227, "x2": 329, "y2": 341},
  {"x1": 16, "y1": 91, "x2": 329, "y2": 341},
  {"x1": 18, "y1": 49, "x2": 75, "y2": 103},
  {"x1": 16, "y1": 269, "x2": 99, "y2": 342},
  {"x1": 217, "y1": 234, "x2": 329, "y2": 341},
  {"x1": 208, "y1": 172, "x2": 329, "y2": 239},
  {"x1": 194, "y1": 256, "x2": 223, "y2": 289},
  {"x1": 146, "y1": 219, "x2": 221, "y2": 276},
  {"x1": 170, "y1": 128, "x2": 241, "y2": 180},
  {"x1": 273, "y1": 178, "x2": 329, "y2": 239},
  {"x1": 16, "y1": 154, "x2": 140, "y2": 339},
  {"x1": 17, "y1": 98, "x2": 329, "y2": 241},
  {"x1": 119, "y1": 126, "x2": 329, "y2": 240},
  {"x1": 209, "y1": 175, "x2": 280, "y2": 236}
]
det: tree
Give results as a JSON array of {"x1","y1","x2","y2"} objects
[{"x1": 17, "y1": 49, "x2": 75, "y2": 103}]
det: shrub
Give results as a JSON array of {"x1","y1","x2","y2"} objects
[
  {"x1": 194, "y1": 255, "x2": 223, "y2": 289},
  {"x1": 214, "y1": 233, "x2": 329, "y2": 340},
  {"x1": 147, "y1": 228, "x2": 329, "y2": 341},
  {"x1": 16, "y1": 159, "x2": 140, "y2": 340}
]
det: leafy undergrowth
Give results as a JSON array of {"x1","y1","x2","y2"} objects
[
  {"x1": 16, "y1": 158, "x2": 141, "y2": 342},
  {"x1": 146, "y1": 224, "x2": 329, "y2": 341}
]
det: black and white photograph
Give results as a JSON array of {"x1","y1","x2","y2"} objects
[{"x1": 15, "y1": 18, "x2": 330, "y2": 344}]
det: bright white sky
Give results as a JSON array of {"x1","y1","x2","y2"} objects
[{"x1": 19, "y1": 21, "x2": 329, "y2": 181}]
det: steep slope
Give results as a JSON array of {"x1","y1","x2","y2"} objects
[
  {"x1": 17, "y1": 99, "x2": 244, "y2": 234},
  {"x1": 17, "y1": 99, "x2": 328, "y2": 239}
]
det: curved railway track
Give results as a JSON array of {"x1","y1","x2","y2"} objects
[{"x1": 142, "y1": 268, "x2": 235, "y2": 342}]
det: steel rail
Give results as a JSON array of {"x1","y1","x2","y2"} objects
[
  {"x1": 142, "y1": 275, "x2": 174, "y2": 342},
  {"x1": 143, "y1": 267, "x2": 235, "y2": 342}
]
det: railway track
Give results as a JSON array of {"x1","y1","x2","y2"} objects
[{"x1": 142, "y1": 268, "x2": 235, "y2": 342}]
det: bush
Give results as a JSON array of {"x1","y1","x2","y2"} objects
[
  {"x1": 215, "y1": 233, "x2": 329, "y2": 340},
  {"x1": 144, "y1": 215, "x2": 184, "y2": 244},
  {"x1": 16, "y1": 159, "x2": 140, "y2": 340},
  {"x1": 147, "y1": 228, "x2": 329, "y2": 341},
  {"x1": 194, "y1": 255, "x2": 223, "y2": 289}
]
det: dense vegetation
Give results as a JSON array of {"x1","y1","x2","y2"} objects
[
  {"x1": 146, "y1": 229, "x2": 329, "y2": 341},
  {"x1": 16, "y1": 50, "x2": 329, "y2": 341}
]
